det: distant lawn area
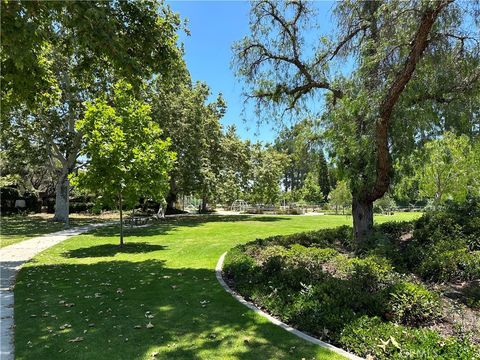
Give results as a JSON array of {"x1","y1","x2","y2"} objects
[
  {"x1": 0, "y1": 213, "x2": 119, "y2": 248},
  {"x1": 14, "y1": 213, "x2": 420, "y2": 360}
]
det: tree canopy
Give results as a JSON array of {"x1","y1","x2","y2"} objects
[
  {"x1": 71, "y1": 82, "x2": 175, "y2": 244},
  {"x1": 1, "y1": 0, "x2": 185, "y2": 222},
  {"x1": 234, "y1": 0, "x2": 480, "y2": 243}
]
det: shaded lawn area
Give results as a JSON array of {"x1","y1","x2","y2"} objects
[
  {"x1": 14, "y1": 213, "x2": 420, "y2": 360},
  {"x1": 0, "y1": 213, "x2": 118, "y2": 248}
]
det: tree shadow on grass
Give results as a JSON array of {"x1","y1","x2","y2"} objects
[
  {"x1": 13, "y1": 259, "x2": 331, "y2": 360},
  {"x1": 62, "y1": 242, "x2": 167, "y2": 258},
  {"x1": 88, "y1": 215, "x2": 290, "y2": 239},
  {"x1": 0, "y1": 215, "x2": 66, "y2": 241}
]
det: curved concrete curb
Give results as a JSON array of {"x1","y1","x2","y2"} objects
[
  {"x1": 215, "y1": 252, "x2": 363, "y2": 360},
  {"x1": 0, "y1": 221, "x2": 116, "y2": 360}
]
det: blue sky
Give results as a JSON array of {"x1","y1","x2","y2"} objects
[{"x1": 167, "y1": 1, "x2": 337, "y2": 142}]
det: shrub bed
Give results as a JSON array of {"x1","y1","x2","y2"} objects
[{"x1": 224, "y1": 203, "x2": 480, "y2": 359}]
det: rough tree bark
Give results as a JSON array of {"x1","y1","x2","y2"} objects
[
  {"x1": 201, "y1": 194, "x2": 208, "y2": 213},
  {"x1": 166, "y1": 178, "x2": 178, "y2": 212},
  {"x1": 53, "y1": 173, "x2": 69, "y2": 223},
  {"x1": 352, "y1": 196, "x2": 374, "y2": 246},
  {"x1": 50, "y1": 125, "x2": 82, "y2": 224},
  {"x1": 351, "y1": 1, "x2": 451, "y2": 246}
]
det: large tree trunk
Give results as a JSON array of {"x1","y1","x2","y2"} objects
[
  {"x1": 166, "y1": 178, "x2": 178, "y2": 212},
  {"x1": 352, "y1": 196, "x2": 374, "y2": 248},
  {"x1": 52, "y1": 175, "x2": 69, "y2": 223},
  {"x1": 166, "y1": 191, "x2": 177, "y2": 212},
  {"x1": 201, "y1": 195, "x2": 208, "y2": 213}
]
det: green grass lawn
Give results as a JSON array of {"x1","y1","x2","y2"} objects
[
  {"x1": 13, "y1": 213, "x2": 420, "y2": 359},
  {"x1": 0, "y1": 214, "x2": 117, "y2": 248}
]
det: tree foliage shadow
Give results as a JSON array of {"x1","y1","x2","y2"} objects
[
  {"x1": 62, "y1": 242, "x2": 167, "y2": 258},
  {"x1": 0, "y1": 215, "x2": 65, "y2": 239},
  {"x1": 0, "y1": 215, "x2": 109, "y2": 244},
  {"x1": 88, "y1": 215, "x2": 291, "y2": 239},
  {"x1": 166, "y1": 214, "x2": 291, "y2": 224},
  {"x1": 14, "y1": 259, "x2": 326, "y2": 360}
]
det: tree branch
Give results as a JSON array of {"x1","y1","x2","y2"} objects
[
  {"x1": 370, "y1": 0, "x2": 454, "y2": 201},
  {"x1": 379, "y1": 0, "x2": 454, "y2": 122}
]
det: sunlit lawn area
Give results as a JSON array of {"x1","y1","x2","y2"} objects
[{"x1": 13, "y1": 213, "x2": 420, "y2": 359}]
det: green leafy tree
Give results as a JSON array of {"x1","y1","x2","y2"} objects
[
  {"x1": 147, "y1": 78, "x2": 226, "y2": 212},
  {"x1": 196, "y1": 94, "x2": 227, "y2": 212},
  {"x1": 329, "y1": 181, "x2": 352, "y2": 215},
  {"x1": 234, "y1": 0, "x2": 479, "y2": 244},
  {"x1": 274, "y1": 119, "x2": 323, "y2": 191},
  {"x1": 71, "y1": 82, "x2": 175, "y2": 245},
  {"x1": 301, "y1": 172, "x2": 323, "y2": 204},
  {"x1": 216, "y1": 126, "x2": 251, "y2": 206},
  {"x1": 248, "y1": 145, "x2": 287, "y2": 205},
  {"x1": 1, "y1": 0, "x2": 182, "y2": 223},
  {"x1": 398, "y1": 133, "x2": 479, "y2": 208},
  {"x1": 374, "y1": 194, "x2": 396, "y2": 214},
  {"x1": 1, "y1": 0, "x2": 181, "y2": 111},
  {"x1": 318, "y1": 151, "x2": 331, "y2": 201}
]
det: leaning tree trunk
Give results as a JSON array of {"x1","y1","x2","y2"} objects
[
  {"x1": 53, "y1": 174, "x2": 69, "y2": 223},
  {"x1": 352, "y1": 196, "x2": 374, "y2": 248}
]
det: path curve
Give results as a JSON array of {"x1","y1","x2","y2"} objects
[
  {"x1": 215, "y1": 252, "x2": 363, "y2": 360},
  {"x1": 0, "y1": 222, "x2": 114, "y2": 360}
]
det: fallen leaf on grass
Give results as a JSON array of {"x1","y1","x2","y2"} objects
[{"x1": 68, "y1": 337, "x2": 84, "y2": 343}]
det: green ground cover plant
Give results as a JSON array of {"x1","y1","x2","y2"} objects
[{"x1": 224, "y1": 202, "x2": 480, "y2": 359}]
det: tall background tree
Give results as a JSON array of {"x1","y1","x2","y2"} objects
[
  {"x1": 247, "y1": 144, "x2": 286, "y2": 205},
  {"x1": 234, "y1": 0, "x2": 479, "y2": 245},
  {"x1": 215, "y1": 125, "x2": 252, "y2": 207},
  {"x1": 1, "y1": 0, "x2": 183, "y2": 222},
  {"x1": 147, "y1": 73, "x2": 227, "y2": 212}
]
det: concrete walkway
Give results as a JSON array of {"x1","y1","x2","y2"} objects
[{"x1": 0, "y1": 222, "x2": 113, "y2": 360}]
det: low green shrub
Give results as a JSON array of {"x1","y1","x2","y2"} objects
[
  {"x1": 224, "y1": 215, "x2": 480, "y2": 359},
  {"x1": 376, "y1": 221, "x2": 415, "y2": 241},
  {"x1": 350, "y1": 255, "x2": 396, "y2": 292},
  {"x1": 69, "y1": 201, "x2": 94, "y2": 213},
  {"x1": 417, "y1": 248, "x2": 480, "y2": 282},
  {"x1": 401, "y1": 201, "x2": 480, "y2": 282},
  {"x1": 385, "y1": 281, "x2": 441, "y2": 326},
  {"x1": 0, "y1": 187, "x2": 21, "y2": 214},
  {"x1": 340, "y1": 316, "x2": 479, "y2": 360},
  {"x1": 254, "y1": 225, "x2": 353, "y2": 249},
  {"x1": 223, "y1": 247, "x2": 258, "y2": 294},
  {"x1": 23, "y1": 192, "x2": 41, "y2": 212}
]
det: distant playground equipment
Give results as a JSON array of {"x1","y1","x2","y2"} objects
[{"x1": 230, "y1": 199, "x2": 249, "y2": 212}]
